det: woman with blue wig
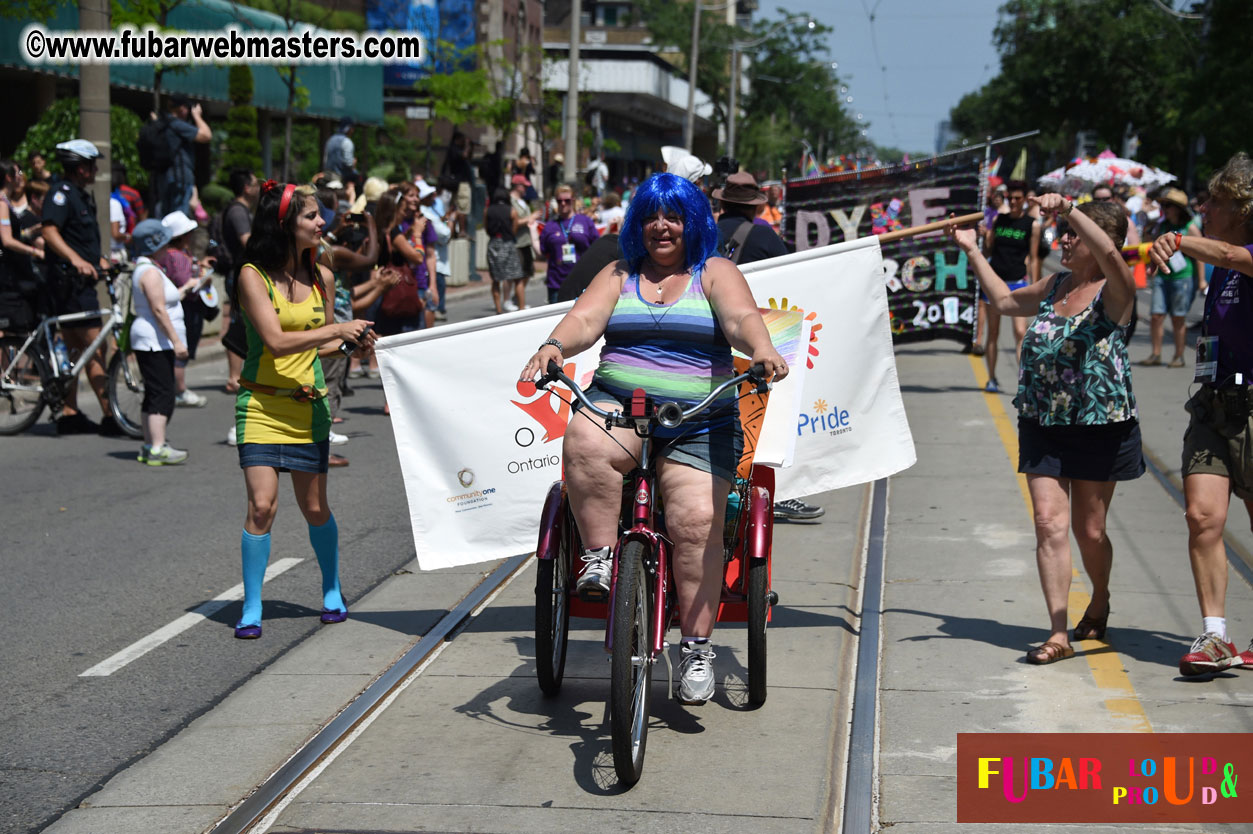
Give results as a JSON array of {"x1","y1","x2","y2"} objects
[{"x1": 519, "y1": 172, "x2": 787, "y2": 705}]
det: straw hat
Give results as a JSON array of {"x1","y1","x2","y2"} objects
[{"x1": 1158, "y1": 187, "x2": 1190, "y2": 211}]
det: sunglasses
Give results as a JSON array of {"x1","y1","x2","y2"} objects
[
  {"x1": 1093, "y1": 194, "x2": 1113, "y2": 202},
  {"x1": 556, "y1": 198, "x2": 573, "y2": 204},
  {"x1": 1056, "y1": 224, "x2": 1079, "y2": 239}
]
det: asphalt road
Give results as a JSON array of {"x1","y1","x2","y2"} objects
[{"x1": 0, "y1": 279, "x2": 548, "y2": 834}]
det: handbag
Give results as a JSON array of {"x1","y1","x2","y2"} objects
[{"x1": 379, "y1": 266, "x2": 424, "y2": 319}]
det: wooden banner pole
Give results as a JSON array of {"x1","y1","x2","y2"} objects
[{"x1": 876, "y1": 211, "x2": 983, "y2": 244}]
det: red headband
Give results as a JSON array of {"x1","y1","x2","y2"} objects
[{"x1": 261, "y1": 180, "x2": 297, "y2": 222}]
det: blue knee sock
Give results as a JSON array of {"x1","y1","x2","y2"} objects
[
  {"x1": 239, "y1": 530, "x2": 271, "y2": 627},
  {"x1": 309, "y1": 513, "x2": 346, "y2": 613}
]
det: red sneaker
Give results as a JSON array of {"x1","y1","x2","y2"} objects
[{"x1": 1180, "y1": 632, "x2": 1242, "y2": 676}]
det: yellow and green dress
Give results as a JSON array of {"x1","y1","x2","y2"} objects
[{"x1": 235, "y1": 262, "x2": 332, "y2": 446}]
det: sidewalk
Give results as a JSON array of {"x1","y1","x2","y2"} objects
[{"x1": 46, "y1": 290, "x2": 1253, "y2": 833}]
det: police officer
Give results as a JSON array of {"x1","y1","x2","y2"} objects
[{"x1": 41, "y1": 139, "x2": 122, "y2": 435}]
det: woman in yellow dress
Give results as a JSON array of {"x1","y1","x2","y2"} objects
[{"x1": 232, "y1": 181, "x2": 375, "y2": 639}]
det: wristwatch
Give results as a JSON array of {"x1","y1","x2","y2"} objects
[{"x1": 540, "y1": 337, "x2": 564, "y2": 354}]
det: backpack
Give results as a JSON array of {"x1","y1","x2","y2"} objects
[
  {"x1": 137, "y1": 115, "x2": 174, "y2": 174},
  {"x1": 584, "y1": 167, "x2": 596, "y2": 187},
  {"x1": 720, "y1": 219, "x2": 754, "y2": 265}
]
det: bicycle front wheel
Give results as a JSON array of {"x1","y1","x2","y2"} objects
[
  {"x1": 610, "y1": 539, "x2": 653, "y2": 787},
  {"x1": 107, "y1": 351, "x2": 145, "y2": 439},
  {"x1": 0, "y1": 336, "x2": 46, "y2": 435}
]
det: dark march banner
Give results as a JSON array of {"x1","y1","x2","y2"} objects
[{"x1": 783, "y1": 153, "x2": 982, "y2": 345}]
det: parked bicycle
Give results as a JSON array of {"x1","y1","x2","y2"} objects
[
  {"x1": 533, "y1": 359, "x2": 778, "y2": 786},
  {"x1": 0, "y1": 264, "x2": 144, "y2": 437}
]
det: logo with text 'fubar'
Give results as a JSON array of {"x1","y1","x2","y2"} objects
[{"x1": 958, "y1": 733, "x2": 1248, "y2": 823}]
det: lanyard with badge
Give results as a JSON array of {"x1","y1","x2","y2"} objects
[
  {"x1": 1197, "y1": 268, "x2": 1237, "y2": 385},
  {"x1": 558, "y1": 218, "x2": 577, "y2": 264}
]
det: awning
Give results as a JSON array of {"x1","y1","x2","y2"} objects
[{"x1": 0, "y1": 0, "x2": 382, "y2": 123}]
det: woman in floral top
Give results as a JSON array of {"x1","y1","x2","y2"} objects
[{"x1": 948, "y1": 193, "x2": 1142, "y2": 665}]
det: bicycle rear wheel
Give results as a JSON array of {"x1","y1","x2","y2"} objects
[
  {"x1": 747, "y1": 557, "x2": 769, "y2": 706},
  {"x1": 0, "y1": 336, "x2": 46, "y2": 435},
  {"x1": 535, "y1": 510, "x2": 573, "y2": 696},
  {"x1": 107, "y1": 351, "x2": 145, "y2": 439},
  {"x1": 610, "y1": 539, "x2": 653, "y2": 787}
]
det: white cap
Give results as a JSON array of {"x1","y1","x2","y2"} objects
[
  {"x1": 667, "y1": 153, "x2": 712, "y2": 184},
  {"x1": 416, "y1": 181, "x2": 437, "y2": 200},
  {"x1": 161, "y1": 210, "x2": 198, "y2": 238}
]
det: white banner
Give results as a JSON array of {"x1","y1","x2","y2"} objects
[{"x1": 377, "y1": 235, "x2": 915, "y2": 570}]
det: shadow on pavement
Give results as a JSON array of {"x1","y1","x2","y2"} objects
[{"x1": 888, "y1": 605, "x2": 1197, "y2": 671}]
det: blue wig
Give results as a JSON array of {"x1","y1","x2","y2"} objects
[{"x1": 619, "y1": 172, "x2": 719, "y2": 274}]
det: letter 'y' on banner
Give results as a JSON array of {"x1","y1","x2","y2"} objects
[{"x1": 377, "y1": 238, "x2": 915, "y2": 570}]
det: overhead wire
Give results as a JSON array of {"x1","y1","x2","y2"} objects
[{"x1": 856, "y1": 0, "x2": 901, "y2": 147}]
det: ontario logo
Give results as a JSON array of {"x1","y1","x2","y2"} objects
[
  {"x1": 799, "y1": 396, "x2": 852, "y2": 436},
  {"x1": 512, "y1": 361, "x2": 579, "y2": 445}
]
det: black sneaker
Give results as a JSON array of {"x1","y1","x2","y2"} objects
[
  {"x1": 774, "y1": 498, "x2": 825, "y2": 520},
  {"x1": 98, "y1": 415, "x2": 125, "y2": 437},
  {"x1": 55, "y1": 412, "x2": 99, "y2": 435}
]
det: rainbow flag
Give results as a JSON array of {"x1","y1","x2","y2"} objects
[{"x1": 802, "y1": 152, "x2": 821, "y2": 178}]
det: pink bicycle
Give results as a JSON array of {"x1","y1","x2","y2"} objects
[{"x1": 533, "y1": 360, "x2": 778, "y2": 785}]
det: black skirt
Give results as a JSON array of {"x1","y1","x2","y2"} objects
[{"x1": 1018, "y1": 418, "x2": 1145, "y2": 482}]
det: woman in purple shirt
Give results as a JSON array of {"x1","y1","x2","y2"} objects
[
  {"x1": 1148, "y1": 152, "x2": 1253, "y2": 677},
  {"x1": 537, "y1": 184, "x2": 599, "y2": 303}
]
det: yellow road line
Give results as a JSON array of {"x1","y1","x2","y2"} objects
[{"x1": 967, "y1": 355, "x2": 1152, "y2": 731}]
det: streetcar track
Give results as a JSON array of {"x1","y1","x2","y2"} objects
[
  {"x1": 839, "y1": 478, "x2": 889, "y2": 834},
  {"x1": 207, "y1": 479, "x2": 896, "y2": 832},
  {"x1": 209, "y1": 551, "x2": 533, "y2": 834}
]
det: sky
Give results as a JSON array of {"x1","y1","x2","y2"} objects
[{"x1": 770, "y1": 0, "x2": 1006, "y2": 154}]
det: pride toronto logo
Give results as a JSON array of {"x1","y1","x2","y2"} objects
[
  {"x1": 797, "y1": 397, "x2": 852, "y2": 437},
  {"x1": 957, "y1": 733, "x2": 1249, "y2": 823}
]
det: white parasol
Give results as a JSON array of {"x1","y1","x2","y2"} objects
[{"x1": 1037, "y1": 150, "x2": 1175, "y2": 196}]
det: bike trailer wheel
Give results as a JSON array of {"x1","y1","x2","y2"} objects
[{"x1": 535, "y1": 521, "x2": 573, "y2": 696}]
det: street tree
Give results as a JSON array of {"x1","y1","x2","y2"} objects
[{"x1": 947, "y1": 0, "x2": 1206, "y2": 176}]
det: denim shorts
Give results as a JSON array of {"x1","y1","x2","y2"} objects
[
  {"x1": 980, "y1": 277, "x2": 1029, "y2": 304},
  {"x1": 238, "y1": 440, "x2": 330, "y2": 473},
  {"x1": 1151, "y1": 273, "x2": 1196, "y2": 317},
  {"x1": 575, "y1": 382, "x2": 743, "y2": 484}
]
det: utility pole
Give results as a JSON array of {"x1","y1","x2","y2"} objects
[
  {"x1": 79, "y1": 0, "x2": 112, "y2": 249},
  {"x1": 683, "y1": 0, "x2": 701, "y2": 152},
  {"x1": 562, "y1": 0, "x2": 580, "y2": 185}
]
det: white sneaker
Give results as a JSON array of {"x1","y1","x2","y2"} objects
[
  {"x1": 329, "y1": 430, "x2": 349, "y2": 446},
  {"x1": 227, "y1": 426, "x2": 237, "y2": 446},
  {"x1": 676, "y1": 641, "x2": 716, "y2": 704},
  {"x1": 575, "y1": 546, "x2": 612, "y2": 601},
  {"x1": 145, "y1": 443, "x2": 189, "y2": 465},
  {"x1": 502, "y1": 299, "x2": 518, "y2": 312},
  {"x1": 175, "y1": 390, "x2": 208, "y2": 408}
]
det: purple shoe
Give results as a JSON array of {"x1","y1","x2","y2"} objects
[
  {"x1": 320, "y1": 608, "x2": 348, "y2": 624},
  {"x1": 234, "y1": 623, "x2": 262, "y2": 639}
]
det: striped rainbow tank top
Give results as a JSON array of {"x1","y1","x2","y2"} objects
[{"x1": 593, "y1": 268, "x2": 737, "y2": 433}]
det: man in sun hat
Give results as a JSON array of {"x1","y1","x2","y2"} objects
[
  {"x1": 713, "y1": 171, "x2": 787, "y2": 265},
  {"x1": 711, "y1": 170, "x2": 824, "y2": 521}
]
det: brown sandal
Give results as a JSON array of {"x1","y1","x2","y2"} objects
[
  {"x1": 1073, "y1": 610, "x2": 1109, "y2": 642},
  {"x1": 1026, "y1": 641, "x2": 1075, "y2": 665}
]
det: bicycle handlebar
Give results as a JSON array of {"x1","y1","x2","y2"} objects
[{"x1": 536, "y1": 360, "x2": 771, "y2": 431}]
